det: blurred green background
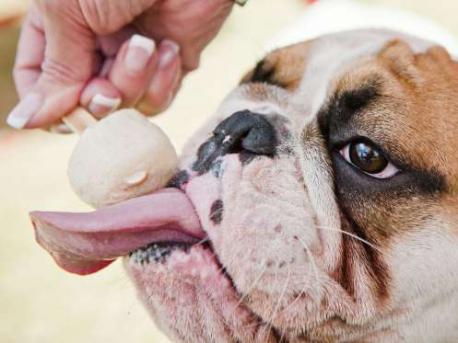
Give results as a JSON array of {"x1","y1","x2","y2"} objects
[{"x1": 1, "y1": 1, "x2": 458, "y2": 342}]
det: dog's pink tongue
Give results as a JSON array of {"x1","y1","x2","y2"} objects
[{"x1": 30, "y1": 189, "x2": 204, "y2": 275}]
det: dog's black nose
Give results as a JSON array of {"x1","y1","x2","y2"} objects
[
  {"x1": 193, "y1": 110, "x2": 277, "y2": 173},
  {"x1": 214, "y1": 110, "x2": 277, "y2": 155}
]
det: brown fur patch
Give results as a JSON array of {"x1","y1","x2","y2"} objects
[
  {"x1": 343, "y1": 40, "x2": 458, "y2": 182},
  {"x1": 241, "y1": 42, "x2": 310, "y2": 91},
  {"x1": 322, "y1": 40, "x2": 458, "y2": 299},
  {"x1": 326, "y1": 39, "x2": 458, "y2": 241},
  {"x1": 338, "y1": 214, "x2": 390, "y2": 301}
]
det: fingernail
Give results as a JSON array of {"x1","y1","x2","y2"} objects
[
  {"x1": 49, "y1": 122, "x2": 73, "y2": 134},
  {"x1": 158, "y1": 40, "x2": 180, "y2": 69},
  {"x1": 99, "y1": 59, "x2": 114, "y2": 78},
  {"x1": 162, "y1": 91, "x2": 174, "y2": 110},
  {"x1": 125, "y1": 35, "x2": 156, "y2": 73},
  {"x1": 88, "y1": 94, "x2": 121, "y2": 115},
  {"x1": 6, "y1": 93, "x2": 43, "y2": 129}
]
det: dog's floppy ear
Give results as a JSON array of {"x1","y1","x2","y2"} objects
[
  {"x1": 420, "y1": 45, "x2": 458, "y2": 83},
  {"x1": 241, "y1": 42, "x2": 310, "y2": 90},
  {"x1": 377, "y1": 39, "x2": 424, "y2": 86},
  {"x1": 378, "y1": 39, "x2": 458, "y2": 88}
]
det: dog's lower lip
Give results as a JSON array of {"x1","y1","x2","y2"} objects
[
  {"x1": 129, "y1": 237, "x2": 239, "y2": 290},
  {"x1": 129, "y1": 241, "x2": 194, "y2": 264},
  {"x1": 129, "y1": 240, "x2": 214, "y2": 265}
]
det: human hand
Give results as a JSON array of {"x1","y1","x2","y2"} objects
[{"x1": 7, "y1": 0, "x2": 233, "y2": 130}]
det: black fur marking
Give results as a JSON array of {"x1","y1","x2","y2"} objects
[
  {"x1": 318, "y1": 80, "x2": 380, "y2": 138},
  {"x1": 271, "y1": 328, "x2": 289, "y2": 343},
  {"x1": 338, "y1": 83, "x2": 379, "y2": 120},
  {"x1": 167, "y1": 170, "x2": 190, "y2": 189},
  {"x1": 245, "y1": 59, "x2": 287, "y2": 88},
  {"x1": 332, "y1": 152, "x2": 446, "y2": 200},
  {"x1": 129, "y1": 242, "x2": 191, "y2": 265},
  {"x1": 211, "y1": 159, "x2": 224, "y2": 178},
  {"x1": 239, "y1": 151, "x2": 257, "y2": 165},
  {"x1": 209, "y1": 199, "x2": 224, "y2": 225}
]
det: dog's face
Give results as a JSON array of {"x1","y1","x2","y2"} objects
[
  {"x1": 31, "y1": 29, "x2": 458, "y2": 342},
  {"x1": 126, "y1": 30, "x2": 458, "y2": 342}
]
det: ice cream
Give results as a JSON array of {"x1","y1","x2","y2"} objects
[{"x1": 66, "y1": 109, "x2": 178, "y2": 208}]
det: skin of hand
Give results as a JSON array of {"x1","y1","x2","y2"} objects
[{"x1": 7, "y1": 0, "x2": 233, "y2": 130}]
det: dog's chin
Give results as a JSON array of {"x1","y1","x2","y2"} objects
[
  {"x1": 124, "y1": 221, "x2": 276, "y2": 343},
  {"x1": 125, "y1": 244, "x2": 278, "y2": 342},
  {"x1": 124, "y1": 153, "x2": 321, "y2": 342}
]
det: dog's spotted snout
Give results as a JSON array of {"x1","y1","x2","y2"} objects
[{"x1": 193, "y1": 110, "x2": 277, "y2": 174}]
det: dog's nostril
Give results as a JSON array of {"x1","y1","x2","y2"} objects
[
  {"x1": 193, "y1": 110, "x2": 277, "y2": 173},
  {"x1": 213, "y1": 110, "x2": 277, "y2": 156}
]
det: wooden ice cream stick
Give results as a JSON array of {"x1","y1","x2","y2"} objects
[{"x1": 62, "y1": 107, "x2": 98, "y2": 135}]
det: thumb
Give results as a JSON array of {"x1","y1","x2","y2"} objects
[{"x1": 8, "y1": 1, "x2": 96, "y2": 129}]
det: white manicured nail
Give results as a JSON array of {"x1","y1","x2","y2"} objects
[
  {"x1": 125, "y1": 35, "x2": 156, "y2": 73},
  {"x1": 49, "y1": 122, "x2": 72, "y2": 134},
  {"x1": 158, "y1": 40, "x2": 180, "y2": 68},
  {"x1": 6, "y1": 93, "x2": 43, "y2": 129},
  {"x1": 88, "y1": 94, "x2": 121, "y2": 115}
]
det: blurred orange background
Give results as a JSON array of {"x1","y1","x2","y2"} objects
[{"x1": 1, "y1": 1, "x2": 458, "y2": 342}]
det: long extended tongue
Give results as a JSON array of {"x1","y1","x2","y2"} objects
[{"x1": 30, "y1": 189, "x2": 204, "y2": 275}]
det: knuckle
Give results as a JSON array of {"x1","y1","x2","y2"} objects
[
  {"x1": 35, "y1": 0, "x2": 71, "y2": 16},
  {"x1": 41, "y1": 58, "x2": 86, "y2": 85},
  {"x1": 78, "y1": 0, "x2": 136, "y2": 35},
  {"x1": 78, "y1": 0, "x2": 111, "y2": 34},
  {"x1": 183, "y1": 57, "x2": 200, "y2": 73}
]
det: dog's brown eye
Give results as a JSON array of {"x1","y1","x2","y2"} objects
[
  {"x1": 340, "y1": 140, "x2": 399, "y2": 179},
  {"x1": 350, "y1": 141, "x2": 387, "y2": 174}
]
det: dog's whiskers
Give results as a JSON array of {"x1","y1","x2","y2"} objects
[
  {"x1": 315, "y1": 225, "x2": 383, "y2": 254},
  {"x1": 281, "y1": 236, "x2": 321, "y2": 315},
  {"x1": 262, "y1": 266, "x2": 291, "y2": 343},
  {"x1": 194, "y1": 237, "x2": 210, "y2": 247},
  {"x1": 213, "y1": 243, "x2": 249, "y2": 276},
  {"x1": 229, "y1": 266, "x2": 268, "y2": 322},
  {"x1": 296, "y1": 236, "x2": 320, "y2": 284}
]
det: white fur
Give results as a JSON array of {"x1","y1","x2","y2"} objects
[{"x1": 268, "y1": 0, "x2": 458, "y2": 56}]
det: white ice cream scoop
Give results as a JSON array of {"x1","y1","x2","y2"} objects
[{"x1": 63, "y1": 108, "x2": 178, "y2": 208}]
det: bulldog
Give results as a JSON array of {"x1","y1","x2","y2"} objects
[{"x1": 29, "y1": 17, "x2": 458, "y2": 343}]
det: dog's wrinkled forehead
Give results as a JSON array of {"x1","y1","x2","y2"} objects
[{"x1": 225, "y1": 30, "x2": 433, "y2": 124}]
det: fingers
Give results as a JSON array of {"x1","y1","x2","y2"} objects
[
  {"x1": 109, "y1": 35, "x2": 159, "y2": 107},
  {"x1": 137, "y1": 39, "x2": 182, "y2": 115},
  {"x1": 8, "y1": 8, "x2": 45, "y2": 129},
  {"x1": 80, "y1": 37, "x2": 181, "y2": 118},
  {"x1": 80, "y1": 78, "x2": 122, "y2": 119},
  {"x1": 9, "y1": 10, "x2": 181, "y2": 130},
  {"x1": 13, "y1": 8, "x2": 44, "y2": 98},
  {"x1": 7, "y1": 1, "x2": 96, "y2": 129}
]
